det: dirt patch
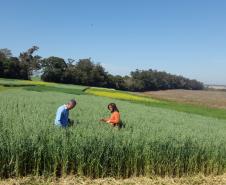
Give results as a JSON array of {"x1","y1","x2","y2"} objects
[
  {"x1": 140, "y1": 90, "x2": 226, "y2": 109},
  {"x1": 1, "y1": 175, "x2": 226, "y2": 185}
]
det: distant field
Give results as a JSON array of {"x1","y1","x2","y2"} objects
[
  {"x1": 141, "y1": 89, "x2": 226, "y2": 109},
  {"x1": 206, "y1": 85, "x2": 226, "y2": 90},
  {"x1": 87, "y1": 87, "x2": 226, "y2": 120}
]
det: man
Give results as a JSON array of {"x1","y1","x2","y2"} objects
[{"x1": 55, "y1": 99, "x2": 76, "y2": 127}]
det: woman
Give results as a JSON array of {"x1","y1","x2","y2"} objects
[{"x1": 100, "y1": 103, "x2": 121, "y2": 126}]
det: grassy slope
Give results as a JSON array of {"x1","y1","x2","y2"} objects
[
  {"x1": 0, "y1": 78, "x2": 87, "y2": 90},
  {"x1": 1, "y1": 78, "x2": 226, "y2": 120},
  {"x1": 0, "y1": 78, "x2": 86, "y2": 95}
]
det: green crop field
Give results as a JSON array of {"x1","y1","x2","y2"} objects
[{"x1": 0, "y1": 78, "x2": 226, "y2": 179}]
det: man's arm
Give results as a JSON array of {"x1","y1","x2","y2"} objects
[{"x1": 56, "y1": 109, "x2": 65, "y2": 125}]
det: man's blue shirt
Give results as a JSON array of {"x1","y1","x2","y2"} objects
[{"x1": 55, "y1": 105, "x2": 69, "y2": 127}]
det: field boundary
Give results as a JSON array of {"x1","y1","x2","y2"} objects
[{"x1": 1, "y1": 174, "x2": 226, "y2": 185}]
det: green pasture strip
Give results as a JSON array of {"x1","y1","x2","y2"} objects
[
  {"x1": 0, "y1": 78, "x2": 87, "y2": 90},
  {"x1": 1, "y1": 78, "x2": 225, "y2": 120},
  {"x1": 0, "y1": 85, "x2": 7, "y2": 92},
  {"x1": 142, "y1": 100, "x2": 226, "y2": 120},
  {"x1": 30, "y1": 76, "x2": 41, "y2": 81},
  {"x1": 23, "y1": 85, "x2": 84, "y2": 95}
]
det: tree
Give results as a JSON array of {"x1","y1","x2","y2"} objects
[
  {"x1": 129, "y1": 69, "x2": 204, "y2": 91},
  {"x1": 62, "y1": 60, "x2": 79, "y2": 84},
  {"x1": 112, "y1": 75, "x2": 126, "y2": 90},
  {"x1": 0, "y1": 47, "x2": 204, "y2": 91},
  {"x1": 124, "y1": 77, "x2": 145, "y2": 91},
  {"x1": 0, "y1": 49, "x2": 12, "y2": 77},
  {"x1": 0, "y1": 48, "x2": 12, "y2": 59},
  {"x1": 19, "y1": 46, "x2": 41, "y2": 79},
  {"x1": 75, "y1": 58, "x2": 94, "y2": 85},
  {"x1": 90, "y1": 64, "x2": 108, "y2": 86},
  {"x1": 41, "y1": 57, "x2": 67, "y2": 82}
]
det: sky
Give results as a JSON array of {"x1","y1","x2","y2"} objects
[{"x1": 0, "y1": 0, "x2": 226, "y2": 85}]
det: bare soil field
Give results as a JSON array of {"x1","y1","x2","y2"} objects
[
  {"x1": 141, "y1": 89, "x2": 226, "y2": 109},
  {"x1": 2, "y1": 175, "x2": 226, "y2": 185}
]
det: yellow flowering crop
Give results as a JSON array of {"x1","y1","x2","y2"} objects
[
  {"x1": 23, "y1": 80, "x2": 53, "y2": 85},
  {"x1": 86, "y1": 88, "x2": 159, "y2": 103}
]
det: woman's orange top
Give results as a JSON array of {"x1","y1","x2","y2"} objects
[{"x1": 107, "y1": 111, "x2": 120, "y2": 125}]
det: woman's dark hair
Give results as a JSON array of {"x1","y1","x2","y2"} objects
[{"x1": 107, "y1": 103, "x2": 119, "y2": 113}]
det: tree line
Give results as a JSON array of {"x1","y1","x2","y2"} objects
[{"x1": 0, "y1": 46, "x2": 204, "y2": 91}]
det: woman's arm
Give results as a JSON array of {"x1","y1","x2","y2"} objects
[{"x1": 100, "y1": 118, "x2": 110, "y2": 122}]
